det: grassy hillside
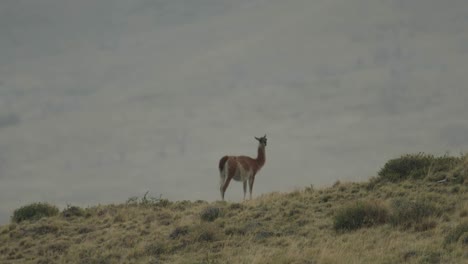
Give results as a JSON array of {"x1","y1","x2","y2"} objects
[{"x1": 1, "y1": 154, "x2": 467, "y2": 264}]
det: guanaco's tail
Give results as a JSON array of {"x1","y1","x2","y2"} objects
[
  {"x1": 219, "y1": 156, "x2": 228, "y2": 173},
  {"x1": 219, "y1": 156, "x2": 228, "y2": 187}
]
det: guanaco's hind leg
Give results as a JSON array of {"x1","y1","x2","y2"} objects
[
  {"x1": 221, "y1": 176, "x2": 233, "y2": 201},
  {"x1": 219, "y1": 165, "x2": 226, "y2": 200},
  {"x1": 243, "y1": 181, "x2": 247, "y2": 200},
  {"x1": 219, "y1": 178, "x2": 225, "y2": 200}
]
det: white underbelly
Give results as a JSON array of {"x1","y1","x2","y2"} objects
[{"x1": 233, "y1": 163, "x2": 252, "y2": 182}]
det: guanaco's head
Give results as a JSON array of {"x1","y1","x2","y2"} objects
[{"x1": 255, "y1": 134, "x2": 267, "y2": 147}]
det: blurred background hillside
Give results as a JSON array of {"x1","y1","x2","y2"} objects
[{"x1": 1, "y1": 0, "x2": 468, "y2": 223}]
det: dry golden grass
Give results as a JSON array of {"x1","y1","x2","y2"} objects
[{"x1": 1, "y1": 155, "x2": 467, "y2": 263}]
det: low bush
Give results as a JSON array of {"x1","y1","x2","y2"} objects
[
  {"x1": 169, "y1": 226, "x2": 189, "y2": 239},
  {"x1": 200, "y1": 206, "x2": 221, "y2": 222},
  {"x1": 378, "y1": 153, "x2": 461, "y2": 183},
  {"x1": 36, "y1": 223, "x2": 59, "y2": 233},
  {"x1": 11, "y1": 203, "x2": 59, "y2": 223},
  {"x1": 145, "y1": 241, "x2": 167, "y2": 257},
  {"x1": 62, "y1": 205, "x2": 85, "y2": 218},
  {"x1": 444, "y1": 221, "x2": 468, "y2": 245},
  {"x1": 389, "y1": 198, "x2": 439, "y2": 229},
  {"x1": 333, "y1": 200, "x2": 389, "y2": 231},
  {"x1": 126, "y1": 192, "x2": 171, "y2": 207},
  {"x1": 193, "y1": 223, "x2": 223, "y2": 242},
  {"x1": 225, "y1": 226, "x2": 246, "y2": 236}
]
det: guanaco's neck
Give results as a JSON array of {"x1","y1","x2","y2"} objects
[{"x1": 256, "y1": 144, "x2": 266, "y2": 168}]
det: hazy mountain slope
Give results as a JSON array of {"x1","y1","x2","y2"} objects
[{"x1": 1, "y1": 0, "x2": 468, "y2": 223}]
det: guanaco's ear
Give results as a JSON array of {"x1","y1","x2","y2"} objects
[{"x1": 255, "y1": 136, "x2": 260, "y2": 141}]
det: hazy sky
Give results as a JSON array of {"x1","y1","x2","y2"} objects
[{"x1": 1, "y1": 0, "x2": 468, "y2": 224}]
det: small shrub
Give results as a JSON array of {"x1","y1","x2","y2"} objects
[
  {"x1": 11, "y1": 203, "x2": 59, "y2": 223},
  {"x1": 62, "y1": 205, "x2": 85, "y2": 218},
  {"x1": 173, "y1": 200, "x2": 191, "y2": 211},
  {"x1": 46, "y1": 240, "x2": 70, "y2": 253},
  {"x1": 77, "y1": 226, "x2": 94, "y2": 234},
  {"x1": 460, "y1": 209, "x2": 468, "y2": 218},
  {"x1": 390, "y1": 198, "x2": 438, "y2": 229},
  {"x1": 450, "y1": 186, "x2": 460, "y2": 193},
  {"x1": 452, "y1": 166, "x2": 468, "y2": 184},
  {"x1": 158, "y1": 198, "x2": 171, "y2": 207},
  {"x1": 414, "y1": 219, "x2": 437, "y2": 232},
  {"x1": 169, "y1": 226, "x2": 189, "y2": 239},
  {"x1": 421, "y1": 251, "x2": 441, "y2": 264},
  {"x1": 229, "y1": 203, "x2": 243, "y2": 210},
  {"x1": 140, "y1": 191, "x2": 153, "y2": 205},
  {"x1": 460, "y1": 233, "x2": 468, "y2": 245},
  {"x1": 126, "y1": 196, "x2": 139, "y2": 205},
  {"x1": 378, "y1": 153, "x2": 461, "y2": 183},
  {"x1": 305, "y1": 184, "x2": 314, "y2": 192},
  {"x1": 197, "y1": 230, "x2": 217, "y2": 242},
  {"x1": 113, "y1": 213, "x2": 127, "y2": 223},
  {"x1": 35, "y1": 258, "x2": 54, "y2": 264},
  {"x1": 145, "y1": 241, "x2": 167, "y2": 256},
  {"x1": 30, "y1": 224, "x2": 59, "y2": 236},
  {"x1": 254, "y1": 231, "x2": 275, "y2": 241},
  {"x1": 225, "y1": 226, "x2": 246, "y2": 236},
  {"x1": 194, "y1": 224, "x2": 222, "y2": 242},
  {"x1": 402, "y1": 250, "x2": 418, "y2": 261},
  {"x1": 156, "y1": 211, "x2": 173, "y2": 225},
  {"x1": 444, "y1": 221, "x2": 468, "y2": 245},
  {"x1": 333, "y1": 200, "x2": 389, "y2": 231},
  {"x1": 200, "y1": 206, "x2": 221, "y2": 222},
  {"x1": 366, "y1": 176, "x2": 380, "y2": 190},
  {"x1": 332, "y1": 180, "x2": 341, "y2": 187},
  {"x1": 126, "y1": 192, "x2": 172, "y2": 207},
  {"x1": 78, "y1": 247, "x2": 113, "y2": 264},
  {"x1": 319, "y1": 195, "x2": 332, "y2": 203}
]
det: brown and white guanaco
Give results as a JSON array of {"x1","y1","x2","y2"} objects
[{"x1": 218, "y1": 135, "x2": 267, "y2": 201}]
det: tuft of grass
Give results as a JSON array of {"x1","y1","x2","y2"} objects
[
  {"x1": 62, "y1": 205, "x2": 85, "y2": 218},
  {"x1": 229, "y1": 203, "x2": 243, "y2": 210},
  {"x1": 193, "y1": 223, "x2": 223, "y2": 243},
  {"x1": 200, "y1": 206, "x2": 221, "y2": 222},
  {"x1": 145, "y1": 241, "x2": 167, "y2": 257},
  {"x1": 389, "y1": 198, "x2": 439, "y2": 229},
  {"x1": 44, "y1": 240, "x2": 71, "y2": 254},
  {"x1": 444, "y1": 221, "x2": 468, "y2": 245},
  {"x1": 333, "y1": 200, "x2": 389, "y2": 231},
  {"x1": 126, "y1": 192, "x2": 172, "y2": 207},
  {"x1": 11, "y1": 203, "x2": 59, "y2": 223},
  {"x1": 169, "y1": 226, "x2": 190, "y2": 240},
  {"x1": 29, "y1": 223, "x2": 59, "y2": 236},
  {"x1": 254, "y1": 230, "x2": 275, "y2": 241},
  {"x1": 420, "y1": 251, "x2": 442, "y2": 264},
  {"x1": 76, "y1": 246, "x2": 114, "y2": 264}
]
